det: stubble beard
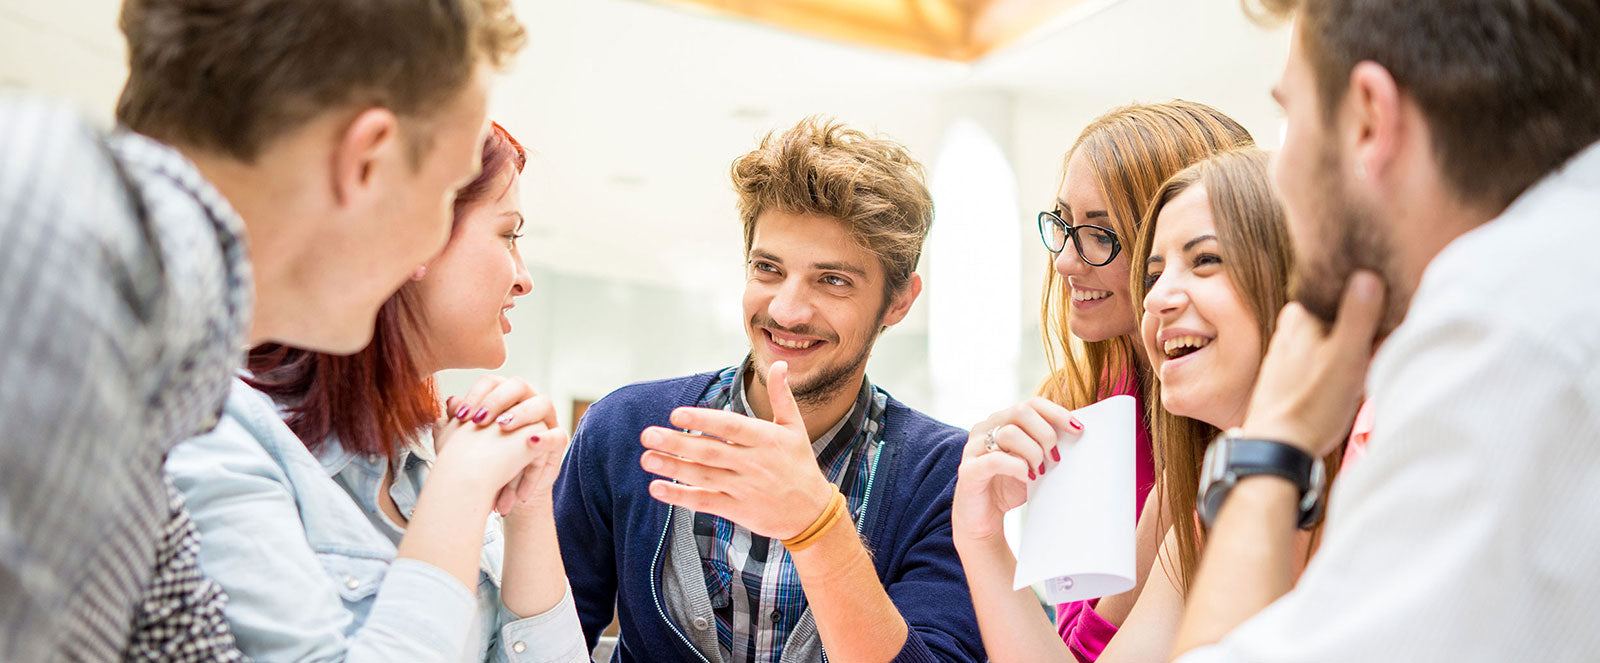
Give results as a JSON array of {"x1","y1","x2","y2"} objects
[
  {"x1": 752, "y1": 307, "x2": 887, "y2": 409},
  {"x1": 1290, "y1": 142, "x2": 1408, "y2": 339}
]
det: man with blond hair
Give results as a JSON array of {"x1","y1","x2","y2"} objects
[
  {"x1": 0, "y1": 0, "x2": 526, "y2": 659},
  {"x1": 555, "y1": 117, "x2": 984, "y2": 663}
]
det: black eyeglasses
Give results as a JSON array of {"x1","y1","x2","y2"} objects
[{"x1": 1037, "y1": 210, "x2": 1122, "y2": 267}]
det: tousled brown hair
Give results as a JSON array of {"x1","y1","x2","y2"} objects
[
  {"x1": 246, "y1": 123, "x2": 527, "y2": 460},
  {"x1": 1129, "y1": 149, "x2": 1338, "y2": 592},
  {"x1": 117, "y1": 0, "x2": 526, "y2": 162},
  {"x1": 1249, "y1": 0, "x2": 1600, "y2": 211},
  {"x1": 1038, "y1": 101, "x2": 1254, "y2": 410},
  {"x1": 731, "y1": 116, "x2": 934, "y2": 298}
]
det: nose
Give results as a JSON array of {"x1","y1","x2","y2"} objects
[
  {"x1": 1143, "y1": 272, "x2": 1186, "y2": 319},
  {"x1": 1053, "y1": 243, "x2": 1092, "y2": 279},
  {"x1": 766, "y1": 277, "x2": 814, "y2": 329},
  {"x1": 509, "y1": 254, "x2": 532, "y2": 297}
]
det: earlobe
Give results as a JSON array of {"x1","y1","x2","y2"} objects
[
  {"x1": 332, "y1": 108, "x2": 401, "y2": 207},
  {"x1": 881, "y1": 273, "x2": 924, "y2": 327}
]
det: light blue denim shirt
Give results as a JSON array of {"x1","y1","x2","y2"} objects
[{"x1": 166, "y1": 378, "x2": 588, "y2": 663}]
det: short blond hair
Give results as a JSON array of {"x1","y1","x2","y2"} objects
[{"x1": 731, "y1": 117, "x2": 933, "y2": 295}]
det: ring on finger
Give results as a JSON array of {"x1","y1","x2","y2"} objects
[{"x1": 983, "y1": 427, "x2": 1001, "y2": 453}]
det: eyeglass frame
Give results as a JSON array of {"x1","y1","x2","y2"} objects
[{"x1": 1037, "y1": 209, "x2": 1123, "y2": 267}]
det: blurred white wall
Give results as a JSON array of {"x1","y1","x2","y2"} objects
[{"x1": 0, "y1": 0, "x2": 1288, "y2": 430}]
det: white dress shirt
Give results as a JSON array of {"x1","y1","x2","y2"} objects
[{"x1": 1180, "y1": 139, "x2": 1600, "y2": 662}]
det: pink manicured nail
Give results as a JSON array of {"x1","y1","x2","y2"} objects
[
  {"x1": 1051, "y1": 447, "x2": 1061, "y2": 462},
  {"x1": 496, "y1": 413, "x2": 514, "y2": 426},
  {"x1": 1039, "y1": 462, "x2": 1046, "y2": 475},
  {"x1": 1068, "y1": 417, "x2": 1084, "y2": 432},
  {"x1": 473, "y1": 408, "x2": 489, "y2": 423},
  {"x1": 1028, "y1": 468, "x2": 1036, "y2": 480},
  {"x1": 455, "y1": 406, "x2": 470, "y2": 420},
  {"x1": 528, "y1": 434, "x2": 541, "y2": 444}
]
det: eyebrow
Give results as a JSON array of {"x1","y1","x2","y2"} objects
[
  {"x1": 1056, "y1": 202, "x2": 1110, "y2": 221},
  {"x1": 1183, "y1": 234, "x2": 1218, "y2": 252},
  {"x1": 750, "y1": 249, "x2": 868, "y2": 278}
]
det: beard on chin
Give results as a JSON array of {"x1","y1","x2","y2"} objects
[
  {"x1": 1290, "y1": 147, "x2": 1406, "y2": 339},
  {"x1": 750, "y1": 312, "x2": 882, "y2": 408}
]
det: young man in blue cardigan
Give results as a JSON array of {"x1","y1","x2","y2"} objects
[{"x1": 553, "y1": 117, "x2": 983, "y2": 663}]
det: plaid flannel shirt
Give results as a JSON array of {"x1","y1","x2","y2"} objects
[
  {"x1": 0, "y1": 98, "x2": 250, "y2": 662},
  {"x1": 690, "y1": 362, "x2": 886, "y2": 663}
]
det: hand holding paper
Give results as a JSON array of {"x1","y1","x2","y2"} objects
[{"x1": 1006, "y1": 394, "x2": 1137, "y2": 604}]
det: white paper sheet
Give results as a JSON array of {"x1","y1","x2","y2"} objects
[{"x1": 1007, "y1": 394, "x2": 1136, "y2": 604}]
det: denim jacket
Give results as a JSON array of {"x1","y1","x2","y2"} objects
[{"x1": 167, "y1": 378, "x2": 588, "y2": 663}]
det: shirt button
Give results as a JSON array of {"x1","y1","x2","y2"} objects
[
  {"x1": 344, "y1": 577, "x2": 359, "y2": 590},
  {"x1": 769, "y1": 609, "x2": 782, "y2": 622},
  {"x1": 691, "y1": 616, "x2": 710, "y2": 631},
  {"x1": 511, "y1": 641, "x2": 527, "y2": 654}
]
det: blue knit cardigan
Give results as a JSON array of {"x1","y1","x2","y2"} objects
[{"x1": 553, "y1": 371, "x2": 984, "y2": 663}]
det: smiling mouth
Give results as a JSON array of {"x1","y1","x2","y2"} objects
[
  {"x1": 766, "y1": 329, "x2": 822, "y2": 350},
  {"x1": 1072, "y1": 288, "x2": 1113, "y2": 302},
  {"x1": 1162, "y1": 334, "x2": 1213, "y2": 360}
]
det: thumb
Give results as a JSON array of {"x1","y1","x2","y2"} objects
[{"x1": 767, "y1": 361, "x2": 805, "y2": 433}]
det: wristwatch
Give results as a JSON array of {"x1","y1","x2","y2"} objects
[{"x1": 1197, "y1": 429, "x2": 1325, "y2": 530}]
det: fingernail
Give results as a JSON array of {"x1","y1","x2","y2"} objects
[
  {"x1": 496, "y1": 413, "x2": 514, "y2": 426},
  {"x1": 1028, "y1": 468, "x2": 1036, "y2": 480},
  {"x1": 1068, "y1": 417, "x2": 1084, "y2": 432},
  {"x1": 455, "y1": 406, "x2": 470, "y2": 420},
  {"x1": 1039, "y1": 462, "x2": 1046, "y2": 475},
  {"x1": 1051, "y1": 447, "x2": 1061, "y2": 462},
  {"x1": 473, "y1": 408, "x2": 489, "y2": 423},
  {"x1": 528, "y1": 434, "x2": 541, "y2": 444}
]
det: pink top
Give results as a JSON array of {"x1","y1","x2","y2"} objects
[
  {"x1": 1054, "y1": 376, "x2": 1153, "y2": 662},
  {"x1": 1054, "y1": 398, "x2": 1376, "y2": 662}
]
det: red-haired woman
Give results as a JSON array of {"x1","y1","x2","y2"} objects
[{"x1": 166, "y1": 123, "x2": 587, "y2": 662}]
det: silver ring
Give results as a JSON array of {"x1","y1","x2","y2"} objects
[{"x1": 982, "y1": 427, "x2": 1001, "y2": 453}]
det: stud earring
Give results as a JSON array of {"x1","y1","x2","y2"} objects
[{"x1": 411, "y1": 265, "x2": 427, "y2": 281}]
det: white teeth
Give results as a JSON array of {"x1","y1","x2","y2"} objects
[
  {"x1": 772, "y1": 336, "x2": 817, "y2": 350},
  {"x1": 1162, "y1": 335, "x2": 1212, "y2": 358},
  {"x1": 1072, "y1": 289, "x2": 1113, "y2": 302}
]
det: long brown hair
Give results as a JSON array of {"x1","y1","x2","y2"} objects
[
  {"x1": 1038, "y1": 101, "x2": 1254, "y2": 409},
  {"x1": 1129, "y1": 149, "x2": 1336, "y2": 591},
  {"x1": 246, "y1": 122, "x2": 527, "y2": 459}
]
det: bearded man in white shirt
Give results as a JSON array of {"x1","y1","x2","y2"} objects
[{"x1": 1168, "y1": 1, "x2": 1600, "y2": 661}]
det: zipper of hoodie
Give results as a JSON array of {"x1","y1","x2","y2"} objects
[{"x1": 650, "y1": 505, "x2": 713, "y2": 663}]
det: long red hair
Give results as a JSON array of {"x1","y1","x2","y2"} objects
[{"x1": 248, "y1": 122, "x2": 528, "y2": 458}]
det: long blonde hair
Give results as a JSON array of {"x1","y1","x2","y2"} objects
[
  {"x1": 1129, "y1": 149, "x2": 1337, "y2": 592},
  {"x1": 1038, "y1": 101, "x2": 1254, "y2": 409}
]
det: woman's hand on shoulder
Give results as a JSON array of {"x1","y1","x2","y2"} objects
[{"x1": 951, "y1": 397, "x2": 1083, "y2": 548}]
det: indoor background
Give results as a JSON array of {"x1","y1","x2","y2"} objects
[{"x1": 0, "y1": 0, "x2": 1289, "y2": 430}]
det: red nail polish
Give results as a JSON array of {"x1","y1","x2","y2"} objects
[
  {"x1": 1068, "y1": 417, "x2": 1084, "y2": 432},
  {"x1": 455, "y1": 406, "x2": 470, "y2": 420},
  {"x1": 529, "y1": 434, "x2": 541, "y2": 444},
  {"x1": 473, "y1": 408, "x2": 489, "y2": 423},
  {"x1": 1028, "y1": 468, "x2": 1036, "y2": 480},
  {"x1": 1039, "y1": 462, "x2": 1046, "y2": 475},
  {"x1": 1051, "y1": 447, "x2": 1061, "y2": 462}
]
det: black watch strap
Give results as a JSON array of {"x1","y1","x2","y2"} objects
[
  {"x1": 1224, "y1": 439, "x2": 1315, "y2": 493},
  {"x1": 1200, "y1": 437, "x2": 1324, "y2": 530}
]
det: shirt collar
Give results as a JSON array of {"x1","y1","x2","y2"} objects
[{"x1": 727, "y1": 357, "x2": 874, "y2": 464}]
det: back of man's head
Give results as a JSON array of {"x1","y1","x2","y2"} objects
[
  {"x1": 731, "y1": 116, "x2": 934, "y2": 298},
  {"x1": 1255, "y1": 0, "x2": 1600, "y2": 211},
  {"x1": 116, "y1": 0, "x2": 526, "y2": 162}
]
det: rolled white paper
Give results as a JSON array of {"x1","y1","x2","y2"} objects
[{"x1": 1007, "y1": 394, "x2": 1137, "y2": 604}]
